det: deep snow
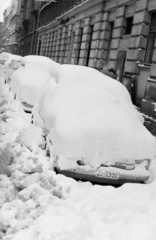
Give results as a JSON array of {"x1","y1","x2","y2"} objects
[
  {"x1": 1, "y1": 62, "x2": 156, "y2": 240},
  {"x1": 10, "y1": 56, "x2": 59, "y2": 106},
  {"x1": 33, "y1": 64, "x2": 156, "y2": 169}
]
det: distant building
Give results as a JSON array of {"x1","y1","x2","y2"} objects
[
  {"x1": 8, "y1": 0, "x2": 22, "y2": 54},
  {"x1": 34, "y1": 0, "x2": 156, "y2": 113},
  {"x1": 18, "y1": 0, "x2": 40, "y2": 56},
  {"x1": 7, "y1": 0, "x2": 156, "y2": 117},
  {"x1": 0, "y1": 22, "x2": 5, "y2": 48},
  {"x1": 2, "y1": 6, "x2": 11, "y2": 52}
]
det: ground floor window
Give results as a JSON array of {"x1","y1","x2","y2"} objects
[
  {"x1": 38, "y1": 40, "x2": 41, "y2": 55},
  {"x1": 145, "y1": 12, "x2": 156, "y2": 64}
]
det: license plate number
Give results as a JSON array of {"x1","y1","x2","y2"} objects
[{"x1": 95, "y1": 170, "x2": 120, "y2": 180}]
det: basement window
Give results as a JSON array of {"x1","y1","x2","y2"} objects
[{"x1": 125, "y1": 17, "x2": 133, "y2": 34}]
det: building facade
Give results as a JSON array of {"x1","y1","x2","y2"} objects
[
  {"x1": 0, "y1": 22, "x2": 5, "y2": 49},
  {"x1": 34, "y1": 0, "x2": 156, "y2": 111},
  {"x1": 2, "y1": 7, "x2": 11, "y2": 52},
  {"x1": 2, "y1": 0, "x2": 22, "y2": 54},
  {"x1": 9, "y1": 0, "x2": 22, "y2": 54},
  {"x1": 18, "y1": 0, "x2": 40, "y2": 56}
]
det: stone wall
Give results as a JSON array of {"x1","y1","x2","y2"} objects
[
  {"x1": 35, "y1": 0, "x2": 156, "y2": 107},
  {"x1": 37, "y1": 0, "x2": 152, "y2": 71}
]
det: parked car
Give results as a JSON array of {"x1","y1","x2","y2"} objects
[
  {"x1": 0, "y1": 52, "x2": 11, "y2": 71},
  {"x1": 10, "y1": 55, "x2": 59, "y2": 112},
  {"x1": 33, "y1": 64, "x2": 155, "y2": 185},
  {"x1": 5, "y1": 54, "x2": 24, "y2": 83}
]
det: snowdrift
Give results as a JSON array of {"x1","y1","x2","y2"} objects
[
  {"x1": 0, "y1": 52, "x2": 11, "y2": 62},
  {"x1": 33, "y1": 64, "x2": 156, "y2": 170},
  {"x1": 23, "y1": 55, "x2": 59, "y2": 73},
  {"x1": 2, "y1": 61, "x2": 156, "y2": 240},
  {"x1": 10, "y1": 56, "x2": 59, "y2": 107},
  {"x1": 4, "y1": 54, "x2": 24, "y2": 83}
]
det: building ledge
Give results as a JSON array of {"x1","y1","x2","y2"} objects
[
  {"x1": 147, "y1": 78, "x2": 156, "y2": 83},
  {"x1": 38, "y1": 0, "x2": 105, "y2": 32},
  {"x1": 138, "y1": 63, "x2": 151, "y2": 70},
  {"x1": 6, "y1": 42, "x2": 18, "y2": 46}
]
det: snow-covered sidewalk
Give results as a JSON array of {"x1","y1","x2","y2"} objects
[{"x1": 1, "y1": 71, "x2": 156, "y2": 240}]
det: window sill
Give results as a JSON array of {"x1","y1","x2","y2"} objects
[
  {"x1": 122, "y1": 34, "x2": 131, "y2": 39},
  {"x1": 137, "y1": 63, "x2": 151, "y2": 70}
]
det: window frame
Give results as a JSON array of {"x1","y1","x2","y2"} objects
[{"x1": 144, "y1": 12, "x2": 156, "y2": 64}]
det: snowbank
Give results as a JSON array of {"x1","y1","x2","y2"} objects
[
  {"x1": 10, "y1": 56, "x2": 59, "y2": 106},
  {"x1": 0, "y1": 52, "x2": 11, "y2": 61},
  {"x1": 33, "y1": 64, "x2": 156, "y2": 168},
  {"x1": 23, "y1": 55, "x2": 59, "y2": 73},
  {"x1": 4, "y1": 54, "x2": 24, "y2": 83},
  {"x1": 1, "y1": 65, "x2": 156, "y2": 240}
]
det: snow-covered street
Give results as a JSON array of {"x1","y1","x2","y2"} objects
[{"x1": 1, "y1": 61, "x2": 156, "y2": 240}]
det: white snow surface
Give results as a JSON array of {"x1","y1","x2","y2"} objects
[
  {"x1": 4, "y1": 54, "x2": 24, "y2": 83},
  {"x1": 0, "y1": 52, "x2": 11, "y2": 61},
  {"x1": 23, "y1": 55, "x2": 59, "y2": 73},
  {"x1": 10, "y1": 56, "x2": 59, "y2": 106},
  {"x1": 1, "y1": 65, "x2": 156, "y2": 240},
  {"x1": 33, "y1": 64, "x2": 156, "y2": 168}
]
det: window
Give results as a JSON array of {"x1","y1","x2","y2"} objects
[
  {"x1": 77, "y1": 27, "x2": 83, "y2": 64},
  {"x1": 145, "y1": 13, "x2": 156, "y2": 64},
  {"x1": 68, "y1": 31, "x2": 75, "y2": 63},
  {"x1": 125, "y1": 17, "x2": 133, "y2": 34},
  {"x1": 86, "y1": 25, "x2": 94, "y2": 66},
  {"x1": 106, "y1": 21, "x2": 114, "y2": 60},
  {"x1": 38, "y1": 40, "x2": 41, "y2": 55}
]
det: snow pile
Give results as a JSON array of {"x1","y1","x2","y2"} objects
[
  {"x1": 1, "y1": 64, "x2": 156, "y2": 240},
  {"x1": 23, "y1": 55, "x2": 59, "y2": 73},
  {"x1": 0, "y1": 52, "x2": 11, "y2": 62},
  {"x1": 0, "y1": 52, "x2": 11, "y2": 75},
  {"x1": 0, "y1": 72, "x2": 64, "y2": 239},
  {"x1": 0, "y1": 69, "x2": 5, "y2": 84},
  {"x1": 4, "y1": 54, "x2": 24, "y2": 83},
  {"x1": 10, "y1": 56, "x2": 59, "y2": 106},
  {"x1": 33, "y1": 64, "x2": 156, "y2": 169},
  {"x1": 0, "y1": 78, "x2": 31, "y2": 177},
  {"x1": 9, "y1": 177, "x2": 156, "y2": 240},
  {"x1": 18, "y1": 126, "x2": 46, "y2": 153},
  {"x1": 32, "y1": 77, "x2": 57, "y2": 128}
]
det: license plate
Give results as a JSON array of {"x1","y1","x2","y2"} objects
[{"x1": 95, "y1": 170, "x2": 120, "y2": 180}]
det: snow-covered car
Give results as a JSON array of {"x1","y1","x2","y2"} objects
[
  {"x1": 32, "y1": 64, "x2": 156, "y2": 184},
  {"x1": 4, "y1": 54, "x2": 24, "y2": 83},
  {"x1": 0, "y1": 51, "x2": 11, "y2": 62},
  {"x1": 0, "y1": 52, "x2": 11, "y2": 71},
  {"x1": 1, "y1": 66, "x2": 156, "y2": 240},
  {"x1": 10, "y1": 55, "x2": 59, "y2": 112}
]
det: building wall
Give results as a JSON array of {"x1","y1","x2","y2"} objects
[
  {"x1": 35, "y1": 0, "x2": 156, "y2": 106},
  {"x1": 2, "y1": 0, "x2": 22, "y2": 54},
  {"x1": 2, "y1": 7, "x2": 11, "y2": 52},
  {"x1": 36, "y1": 0, "x2": 148, "y2": 69},
  {"x1": 0, "y1": 22, "x2": 5, "y2": 47},
  {"x1": 18, "y1": 0, "x2": 40, "y2": 56}
]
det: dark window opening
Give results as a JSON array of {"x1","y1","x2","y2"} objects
[
  {"x1": 86, "y1": 25, "x2": 94, "y2": 66},
  {"x1": 125, "y1": 17, "x2": 133, "y2": 34},
  {"x1": 77, "y1": 28, "x2": 83, "y2": 64},
  {"x1": 106, "y1": 21, "x2": 114, "y2": 60},
  {"x1": 145, "y1": 12, "x2": 156, "y2": 64},
  {"x1": 68, "y1": 31, "x2": 75, "y2": 64},
  {"x1": 38, "y1": 40, "x2": 41, "y2": 55}
]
